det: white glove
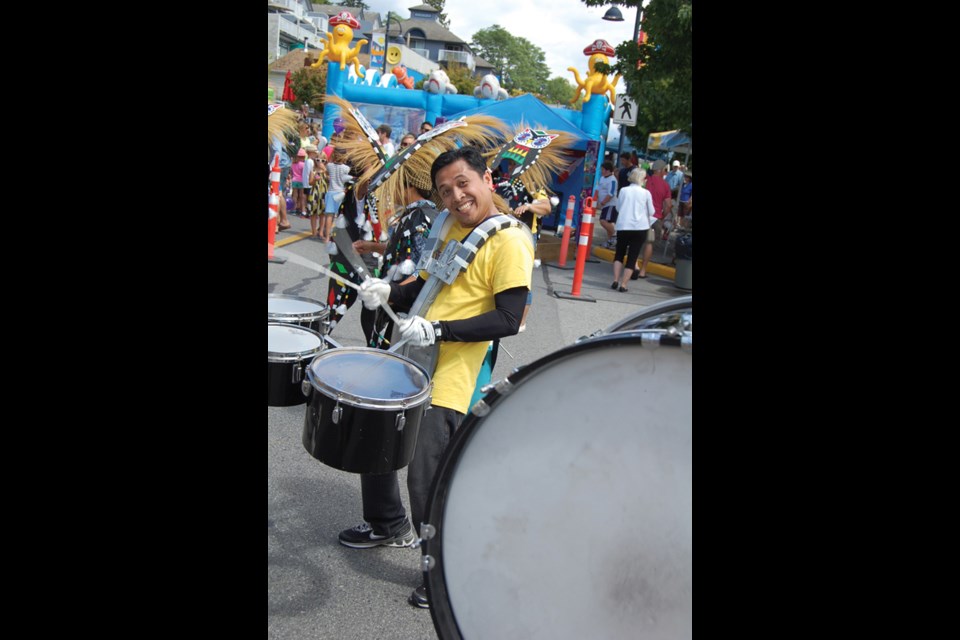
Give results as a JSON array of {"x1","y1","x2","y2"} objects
[
  {"x1": 399, "y1": 316, "x2": 439, "y2": 347},
  {"x1": 358, "y1": 278, "x2": 391, "y2": 310}
]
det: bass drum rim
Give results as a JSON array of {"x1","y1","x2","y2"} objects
[{"x1": 422, "y1": 330, "x2": 691, "y2": 640}]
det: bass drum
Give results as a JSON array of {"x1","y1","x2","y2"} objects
[
  {"x1": 579, "y1": 294, "x2": 692, "y2": 342},
  {"x1": 421, "y1": 330, "x2": 692, "y2": 640}
]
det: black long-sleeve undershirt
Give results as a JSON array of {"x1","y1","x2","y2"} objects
[{"x1": 388, "y1": 277, "x2": 527, "y2": 342}]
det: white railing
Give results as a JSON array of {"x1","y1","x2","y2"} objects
[
  {"x1": 438, "y1": 49, "x2": 475, "y2": 70},
  {"x1": 268, "y1": 0, "x2": 300, "y2": 17},
  {"x1": 278, "y1": 17, "x2": 325, "y2": 49}
]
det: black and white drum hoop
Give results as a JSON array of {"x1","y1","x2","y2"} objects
[
  {"x1": 579, "y1": 295, "x2": 692, "y2": 342},
  {"x1": 268, "y1": 294, "x2": 330, "y2": 334}
]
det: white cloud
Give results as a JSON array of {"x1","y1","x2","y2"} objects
[{"x1": 375, "y1": 0, "x2": 639, "y2": 95}]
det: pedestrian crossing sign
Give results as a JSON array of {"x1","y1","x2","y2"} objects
[{"x1": 612, "y1": 95, "x2": 638, "y2": 126}]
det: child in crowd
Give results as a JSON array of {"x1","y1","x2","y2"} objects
[
  {"x1": 307, "y1": 147, "x2": 327, "y2": 237},
  {"x1": 323, "y1": 149, "x2": 353, "y2": 242},
  {"x1": 290, "y1": 149, "x2": 306, "y2": 215}
]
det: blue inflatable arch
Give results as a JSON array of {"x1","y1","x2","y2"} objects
[{"x1": 321, "y1": 62, "x2": 612, "y2": 228}]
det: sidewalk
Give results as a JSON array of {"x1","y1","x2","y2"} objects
[{"x1": 541, "y1": 225, "x2": 682, "y2": 282}]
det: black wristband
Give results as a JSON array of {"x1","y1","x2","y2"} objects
[{"x1": 431, "y1": 320, "x2": 443, "y2": 341}]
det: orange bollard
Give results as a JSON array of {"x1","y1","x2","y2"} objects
[
  {"x1": 546, "y1": 196, "x2": 577, "y2": 271},
  {"x1": 556, "y1": 196, "x2": 576, "y2": 267},
  {"x1": 554, "y1": 197, "x2": 597, "y2": 302}
]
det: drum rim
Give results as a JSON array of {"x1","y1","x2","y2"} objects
[
  {"x1": 267, "y1": 322, "x2": 326, "y2": 362},
  {"x1": 305, "y1": 346, "x2": 433, "y2": 410},
  {"x1": 604, "y1": 294, "x2": 692, "y2": 334},
  {"x1": 422, "y1": 330, "x2": 690, "y2": 639},
  {"x1": 268, "y1": 294, "x2": 330, "y2": 321}
]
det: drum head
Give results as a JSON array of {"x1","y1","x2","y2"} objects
[
  {"x1": 425, "y1": 332, "x2": 691, "y2": 639},
  {"x1": 268, "y1": 323, "x2": 324, "y2": 362},
  {"x1": 268, "y1": 294, "x2": 327, "y2": 319},
  {"x1": 306, "y1": 347, "x2": 431, "y2": 410}
]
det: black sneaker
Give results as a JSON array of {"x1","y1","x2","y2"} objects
[
  {"x1": 408, "y1": 584, "x2": 429, "y2": 609},
  {"x1": 338, "y1": 521, "x2": 415, "y2": 548}
]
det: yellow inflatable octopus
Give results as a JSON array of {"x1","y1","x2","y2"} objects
[
  {"x1": 311, "y1": 11, "x2": 368, "y2": 78},
  {"x1": 568, "y1": 40, "x2": 622, "y2": 105}
]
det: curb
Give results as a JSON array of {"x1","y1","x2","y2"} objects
[{"x1": 591, "y1": 246, "x2": 677, "y2": 280}]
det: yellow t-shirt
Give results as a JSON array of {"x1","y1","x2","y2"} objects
[{"x1": 423, "y1": 220, "x2": 534, "y2": 414}]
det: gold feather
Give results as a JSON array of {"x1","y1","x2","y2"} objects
[
  {"x1": 321, "y1": 96, "x2": 514, "y2": 224},
  {"x1": 267, "y1": 106, "x2": 300, "y2": 148}
]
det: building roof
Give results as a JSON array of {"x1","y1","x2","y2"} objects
[
  {"x1": 407, "y1": 4, "x2": 439, "y2": 13},
  {"x1": 399, "y1": 18, "x2": 466, "y2": 45}
]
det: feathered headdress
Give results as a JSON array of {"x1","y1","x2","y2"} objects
[
  {"x1": 267, "y1": 103, "x2": 299, "y2": 147},
  {"x1": 487, "y1": 123, "x2": 576, "y2": 197},
  {"x1": 324, "y1": 95, "x2": 512, "y2": 217}
]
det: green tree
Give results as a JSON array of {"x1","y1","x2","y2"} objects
[
  {"x1": 289, "y1": 66, "x2": 328, "y2": 113},
  {"x1": 444, "y1": 62, "x2": 478, "y2": 97},
  {"x1": 424, "y1": 0, "x2": 450, "y2": 28},
  {"x1": 470, "y1": 26, "x2": 549, "y2": 94},
  {"x1": 539, "y1": 77, "x2": 579, "y2": 106},
  {"x1": 337, "y1": 0, "x2": 370, "y2": 10},
  {"x1": 580, "y1": 0, "x2": 692, "y2": 144}
]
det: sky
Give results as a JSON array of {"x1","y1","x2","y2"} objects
[{"x1": 374, "y1": 0, "x2": 642, "y2": 96}]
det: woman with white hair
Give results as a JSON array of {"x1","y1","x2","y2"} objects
[{"x1": 610, "y1": 167, "x2": 656, "y2": 291}]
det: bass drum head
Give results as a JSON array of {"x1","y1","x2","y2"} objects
[{"x1": 424, "y1": 331, "x2": 692, "y2": 640}]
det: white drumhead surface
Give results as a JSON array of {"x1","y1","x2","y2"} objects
[
  {"x1": 441, "y1": 341, "x2": 691, "y2": 639},
  {"x1": 268, "y1": 295, "x2": 324, "y2": 317},
  {"x1": 268, "y1": 324, "x2": 322, "y2": 354}
]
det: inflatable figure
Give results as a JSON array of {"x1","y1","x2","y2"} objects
[
  {"x1": 311, "y1": 11, "x2": 368, "y2": 78},
  {"x1": 392, "y1": 65, "x2": 415, "y2": 89},
  {"x1": 473, "y1": 74, "x2": 508, "y2": 101},
  {"x1": 568, "y1": 39, "x2": 622, "y2": 105},
  {"x1": 424, "y1": 69, "x2": 458, "y2": 95}
]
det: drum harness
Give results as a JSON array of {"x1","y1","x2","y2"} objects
[{"x1": 394, "y1": 210, "x2": 532, "y2": 376}]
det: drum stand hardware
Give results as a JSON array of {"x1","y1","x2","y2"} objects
[
  {"x1": 409, "y1": 523, "x2": 436, "y2": 550},
  {"x1": 291, "y1": 361, "x2": 306, "y2": 384}
]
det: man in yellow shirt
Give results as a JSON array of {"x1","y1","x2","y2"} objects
[{"x1": 358, "y1": 146, "x2": 534, "y2": 609}]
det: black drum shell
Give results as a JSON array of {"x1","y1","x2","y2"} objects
[
  {"x1": 302, "y1": 389, "x2": 427, "y2": 473},
  {"x1": 267, "y1": 358, "x2": 313, "y2": 407},
  {"x1": 268, "y1": 323, "x2": 334, "y2": 408}
]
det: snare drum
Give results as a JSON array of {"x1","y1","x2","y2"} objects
[
  {"x1": 301, "y1": 347, "x2": 432, "y2": 474},
  {"x1": 268, "y1": 323, "x2": 336, "y2": 407},
  {"x1": 268, "y1": 294, "x2": 330, "y2": 334},
  {"x1": 421, "y1": 330, "x2": 692, "y2": 639}
]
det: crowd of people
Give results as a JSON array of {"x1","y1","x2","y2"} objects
[{"x1": 597, "y1": 151, "x2": 693, "y2": 288}]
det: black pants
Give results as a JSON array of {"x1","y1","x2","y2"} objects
[
  {"x1": 614, "y1": 229, "x2": 647, "y2": 269},
  {"x1": 360, "y1": 406, "x2": 463, "y2": 536}
]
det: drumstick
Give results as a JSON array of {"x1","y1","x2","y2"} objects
[{"x1": 313, "y1": 262, "x2": 405, "y2": 326}]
